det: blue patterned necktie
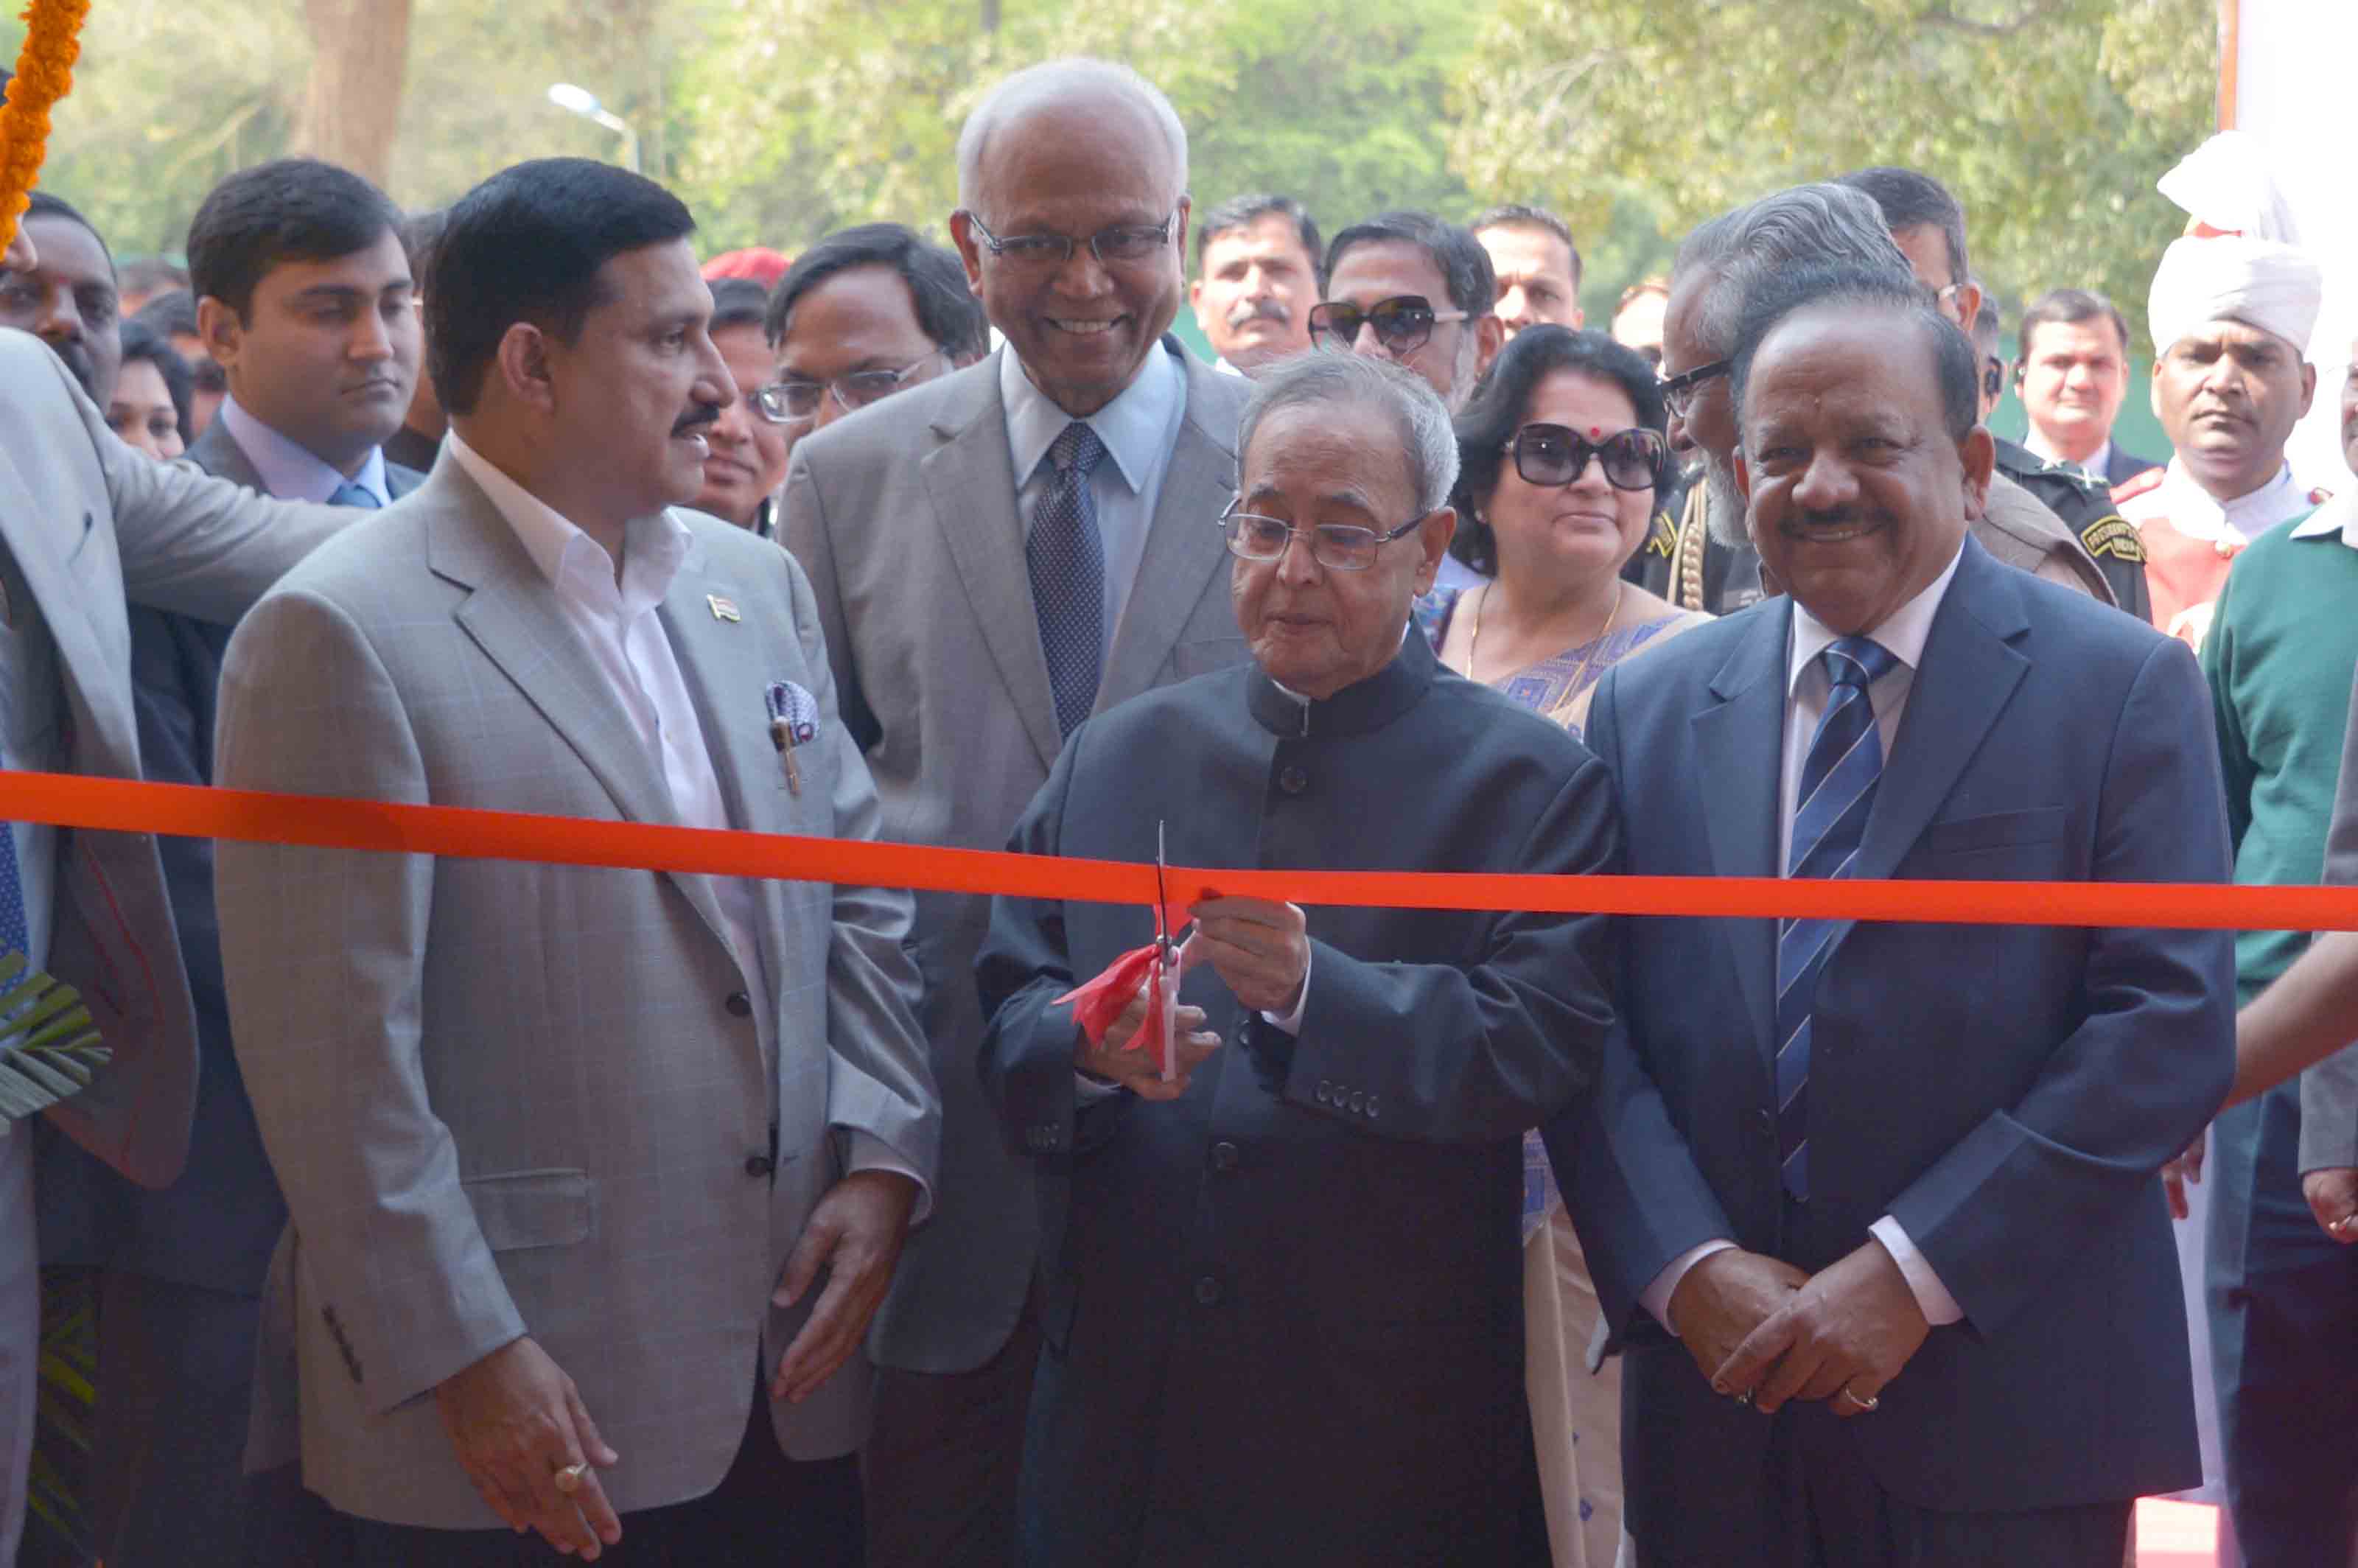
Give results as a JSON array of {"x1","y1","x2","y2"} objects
[
  {"x1": 0, "y1": 823, "x2": 26, "y2": 966},
  {"x1": 1775, "y1": 635, "x2": 1897, "y2": 1203},
  {"x1": 329, "y1": 480, "x2": 381, "y2": 510},
  {"x1": 1028, "y1": 422, "x2": 1109, "y2": 736}
]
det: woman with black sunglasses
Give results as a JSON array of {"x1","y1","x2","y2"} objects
[{"x1": 1412, "y1": 323, "x2": 1710, "y2": 1568}]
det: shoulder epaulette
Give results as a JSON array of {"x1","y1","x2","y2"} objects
[{"x1": 2110, "y1": 467, "x2": 2166, "y2": 506}]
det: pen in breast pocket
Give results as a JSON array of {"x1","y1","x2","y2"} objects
[{"x1": 766, "y1": 687, "x2": 802, "y2": 797}]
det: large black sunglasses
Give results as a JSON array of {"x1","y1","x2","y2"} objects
[
  {"x1": 1307, "y1": 295, "x2": 1470, "y2": 355},
  {"x1": 1503, "y1": 424, "x2": 1665, "y2": 492}
]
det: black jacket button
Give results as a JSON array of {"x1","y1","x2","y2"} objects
[
  {"x1": 1210, "y1": 1140, "x2": 1240, "y2": 1172},
  {"x1": 745, "y1": 1153, "x2": 775, "y2": 1177},
  {"x1": 1278, "y1": 765, "x2": 1308, "y2": 795},
  {"x1": 1194, "y1": 1275, "x2": 1222, "y2": 1306},
  {"x1": 725, "y1": 991, "x2": 753, "y2": 1018}
]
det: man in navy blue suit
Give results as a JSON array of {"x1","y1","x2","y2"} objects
[{"x1": 1554, "y1": 261, "x2": 2236, "y2": 1564}]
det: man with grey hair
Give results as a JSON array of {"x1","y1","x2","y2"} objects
[
  {"x1": 977, "y1": 351, "x2": 1617, "y2": 1565},
  {"x1": 1659, "y1": 182, "x2": 2110, "y2": 613},
  {"x1": 781, "y1": 55, "x2": 1256, "y2": 1568}
]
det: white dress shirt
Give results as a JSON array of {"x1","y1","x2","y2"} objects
[
  {"x1": 2021, "y1": 429, "x2": 2113, "y2": 485},
  {"x1": 1002, "y1": 342, "x2": 1186, "y2": 652},
  {"x1": 443, "y1": 435, "x2": 922, "y2": 1209},
  {"x1": 218, "y1": 396, "x2": 393, "y2": 507},
  {"x1": 1641, "y1": 547, "x2": 1968, "y2": 1334}
]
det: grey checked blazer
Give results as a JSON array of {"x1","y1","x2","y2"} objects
[
  {"x1": 0, "y1": 329, "x2": 351, "y2": 1188},
  {"x1": 213, "y1": 459, "x2": 937, "y2": 1526},
  {"x1": 783, "y1": 338, "x2": 1253, "y2": 1373}
]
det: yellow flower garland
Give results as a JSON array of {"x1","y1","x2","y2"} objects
[{"x1": 0, "y1": 0, "x2": 91, "y2": 253}]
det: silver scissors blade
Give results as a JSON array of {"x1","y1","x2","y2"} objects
[{"x1": 1155, "y1": 819, "x2": 1172, "y2": 953}]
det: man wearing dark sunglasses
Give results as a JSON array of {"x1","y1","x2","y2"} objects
[
  {"x1": 1315, "y1": 211, "x2": 1503, "y2": 415},
  {"x1": 1316, "y1": 212, "x2": 1505, "y2": 594}
]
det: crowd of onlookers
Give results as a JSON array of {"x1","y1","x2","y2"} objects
[{"x1": 0, "y1": 43, "x2": 2354, "y2": 1568}]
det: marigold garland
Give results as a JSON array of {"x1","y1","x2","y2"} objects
[{"x1": 0, "y1": 0, "x2": 91, "y2": 254}]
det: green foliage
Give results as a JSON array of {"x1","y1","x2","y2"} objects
[
  {"x1": 0, "y1": 954, "x2": 109, "y2": 1121},
  {"x1": 18, "y1": 0, "x2": 2212, "y2": 330},
  {"x1": 674, "y1": 0, "x2": 1489, "y2": 256},
  {"x1": 1449, "y1": 0, "x2": 2218, "y2": 324}
]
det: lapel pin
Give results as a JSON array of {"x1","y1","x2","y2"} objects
[{"x1": 707, "y1": 594, "x2": 742, "y2": 623}]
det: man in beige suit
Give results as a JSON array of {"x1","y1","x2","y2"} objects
[
  {"x1": 0, "y1": 217, "x2": 356, "y2": 1561},
  {"x1": 214, "y1": 158, "x2": 936, "y2": 1564},
  {"x1": 781, "y1": 57, "x2": 1253, "y2": 1568}
]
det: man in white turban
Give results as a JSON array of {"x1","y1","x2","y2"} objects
[
  {"x1": 2117, "y1": 234, "x2": 2325, "y2": 650},
  {"x1": 2142, "y1": 228, "x2": 2353, "y2": 1568}
]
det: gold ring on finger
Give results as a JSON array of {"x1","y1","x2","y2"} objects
[
  {"x1": 553, "y1": 1460, "x2": 588, "y2": 1494},
  {"x1": 1837, "y1": 1386, "x2": 1879, "y2": 1413}
]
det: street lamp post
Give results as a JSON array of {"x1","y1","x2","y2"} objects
[{"x1": 545, "y1": 83, "x2": 642, "y2": 175}]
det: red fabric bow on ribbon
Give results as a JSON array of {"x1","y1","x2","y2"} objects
[{"x1": 1054, "y1": 900, "x2": 1191, "y2": 1079}]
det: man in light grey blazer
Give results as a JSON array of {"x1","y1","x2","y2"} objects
[
  {"x1": 782, "y1": 57, "x2": 1253, "y2": 1568},
  {"x1": 214, "y1": 159, "x2": 936, "y2": 1564},
  {"x1": 0, "y1": 214, "x2": 357, "y2": 1561}
]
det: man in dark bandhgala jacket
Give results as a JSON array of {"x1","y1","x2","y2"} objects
[{"x1": 978, "y1": 351, "x2": 1620, "y2": 1567}]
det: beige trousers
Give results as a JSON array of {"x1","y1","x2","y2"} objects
[{"x1": 1525, "y1": 1200, "x2": 1623, "y2": 1568}]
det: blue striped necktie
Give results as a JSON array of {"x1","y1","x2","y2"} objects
[
  {"x1": 1027, "y1": 422, "x2": 1108, "y2": 736},
  {"x1": 329, "y1": 480, "x2": 381, "y2": 511},
  {"x1": 1775, "y1": 635, "x2": 1897, "y2": 1203}
]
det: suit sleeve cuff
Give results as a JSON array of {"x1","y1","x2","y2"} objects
[
  {"x1": 1869, "y1": 1214, "x2": 1964, "y2": 1326},
  {"x1": 1640, "y1": 1239, "x2": 1735, "y2": 1334},
  {"x1": 846, "y1": 1130, "x2": 933, "y2": 1225},
  {"x1": 1259, "y1": 937, "x2": 1311, "y2": 1035}
]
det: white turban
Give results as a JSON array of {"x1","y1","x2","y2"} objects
[
  {"x1": 2146, "y1": 234, "x2": 2324, "y2": 359},
  {"x1": 2157, "y1": 130, "x2": 2303, "y2": 245}
]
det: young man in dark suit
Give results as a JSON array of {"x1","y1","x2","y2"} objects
[{"x1": 37, "y1": 155, "x2": 424, "y2": 1566}]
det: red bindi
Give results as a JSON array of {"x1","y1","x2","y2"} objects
[{"x1": 1589, "y1": 426, "x2": 1603, "y2": 438}]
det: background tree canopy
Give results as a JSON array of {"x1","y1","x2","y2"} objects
[{"x1": 7, "y1": 0, "x2": 2214, "y2": 331}]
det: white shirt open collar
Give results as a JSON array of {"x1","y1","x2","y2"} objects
[
  {"x1": 443, "y1": 432, "x2": 691, "y2": 619},
  {"x1": 1000, "y1": 339, "x2": 1180, "y2": 497},
  {"x1": 220, "y1": 395, "x2": 391, "y2": 506},
  {"x1": 2289, "y1": 488, "x2": 2358, "y2": 548},
  {"x1": 2023, "y1": 429, "x2": 2112, "y2": 480},
  {"x1": 1785, "y1": 543, "x2": 1965, "y2": 700}
]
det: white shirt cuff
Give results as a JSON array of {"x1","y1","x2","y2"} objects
[
  {"x1": 1640, "y1": 1239, "x2": 1737, "y2": 1333},
  {"x1": 845, "y1": 1130, "x2": 932, "y2": 1225},
  {"x1": 1868, "y1": 1214, "x2": 1964, "y2": 1326},
  {"x1": 1259, "y1": 936, "x2": 1311, "y2": 1035}
]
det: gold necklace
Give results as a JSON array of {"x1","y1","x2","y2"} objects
[{"x1": 1463, "y1": 577, "x2": 1623, "y2": 690}]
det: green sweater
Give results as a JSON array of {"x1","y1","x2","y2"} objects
[{"x1": 2202, "y1": 504, "x2": 2358, "y2": 1004}]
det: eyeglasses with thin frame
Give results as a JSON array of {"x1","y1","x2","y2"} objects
[
  {"x1": 1306, "y1": 295, "x2": 1470, "y2": 357},
  {"x1": 755, "y1": 349, "x2": 948, "y2": 425},
  {"x1": 1504, "y1": 423, "x2": 1666, "y2": 493},
  {"x1": 962, "y1": 209, "x2": 1178, "y2": 269},
  {"x1": 1658, "y1": 358, "x2": 1730, "y2": 419},
  {"x1": 1217, "y1": 498, "x2": 1427, "y2": 572}
]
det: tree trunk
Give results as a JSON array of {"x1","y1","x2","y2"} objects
[{"x1": 293, "y1": 0, "x2": 414, "y2": 188}]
